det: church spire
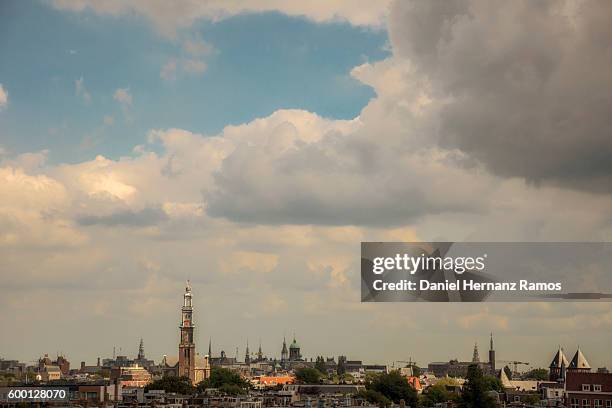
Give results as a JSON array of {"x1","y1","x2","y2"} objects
[
  {"x1": 208, "y1": 338, "x2": 212, "y2": 358},
  {"x1": 488, "y1": 333, "x2": 496, "y2": 372},
  {"x1": 472, "y1": 342, "x2": 480, "y2": 363},
  {"x1": 137, "y1": 338, "x2": 145, "y2": 360},
  {"x1": 245, "y1": 340, "x2": 251, "y2": 365},
  {"x1": 257, "y1": 339, "x2": 263, "y2": 361}
]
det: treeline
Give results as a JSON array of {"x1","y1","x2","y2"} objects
[{"x1": 145, "y1": 367, "x2": 250, "y2": 395}]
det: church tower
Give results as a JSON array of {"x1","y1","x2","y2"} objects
[
  {"x1": 289, "y1": 335, "x2": 301, "y2": 361},
  {"x1": 549, "y1": 346, "x2": 569, "y2": 381},
  {"x1": 488, "y1": 333, "x2": 495, "y2": 373},
  {"x1": 178, "y1": 280, "x2": 196, "y2": 383}
]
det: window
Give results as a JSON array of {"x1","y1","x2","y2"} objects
[
  {"x1": 605, "y1": 400, "x2": 612, "y2": 408},
  {"x1": 584, "y1": 384, "x2": 592, "y2": 392},
  {"x1": 514, "y1": 396, "x2": 520, "y2": 402},
  {"x1": 594, "y1": 400, "x2": 602, "y2": 408},
  {"x1": 594, "y1": 385, "x2": 602, "y2": 392},
  {"x1": 571, "y1": 398, "x2": 579, "y2": 408},
  {"x1": 583, "y1": 399, "x2": 590, "y2": 408}
]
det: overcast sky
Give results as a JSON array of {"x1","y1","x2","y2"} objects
[{"x1": 1, "y1": 0, "x2": 611, "y2": 371}]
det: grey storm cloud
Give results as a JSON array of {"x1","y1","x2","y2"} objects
[
  {"x1": 77, "y1": 207, "x2": 168, "y2": 227},
  {"x1": 389, "y1": 0, "x2": 612, "y2": 192},
  {"x1": 206, "y1": 124, "x2": 489, "y2": 227}
]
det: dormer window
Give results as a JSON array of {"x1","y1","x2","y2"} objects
[
  {"x1": 593, "y1": 384, "x2": 602, "y2": 392},
  {"x1": 582, "y1": 384, "x2": 591, "y2": 392}
]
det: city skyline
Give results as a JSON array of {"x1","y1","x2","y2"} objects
[
  {"x1": 1, "y1": 0, "x2": 612, "y2": 372},
  {"x1": 6, "y1": 282, "x2": 610, "y2": 371}
]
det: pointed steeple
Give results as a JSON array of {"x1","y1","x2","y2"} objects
[
  {"x1": 281, "y1": 335, "x2": 288, "y2": 362},
  {"x1": 569, "y1": 347, "x2": 591, "y2": 371},
  {"x1": 245, "y1": 340, "x2": 251, "y2": 365},
  {"x1": 490, "y1": 333, "x2": 494, "y2": 351},
  {"x1": 257, "y1": 339, "x2": 263, "y2": 361},
  {"x1": 472, "y1": 342, "x2": 480, "y2": 363},
  {"x1": 208, "y1": 338, "x2": 212, "y2": 358},
  {"x1": 549, "y1": 346, "x2": 569, "y2": 368},
  {"x1": 138, "y1": 338, "x2": 145, "y2": 360}
]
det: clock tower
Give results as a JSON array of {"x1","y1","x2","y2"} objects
[{"x1": 178, "y1": 281, "x2": 195, "y2": 382}]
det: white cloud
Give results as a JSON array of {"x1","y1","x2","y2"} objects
[
  {"x1": 113, "y1": 88, "x2": 132, "y2": 106},
  {"x1": 0, "y1": 84, "x2": 8, "y2": 109},
  {"x1": 75, "y1": 76, "x2": 92, "y2": 103},
  {"x1": 51, "y1": 0, "x2": 392, "y2": 38}
]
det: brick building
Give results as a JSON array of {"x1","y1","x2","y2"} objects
[{"x1": 566, "y1": 372, "x2": 612, "y2": 408}]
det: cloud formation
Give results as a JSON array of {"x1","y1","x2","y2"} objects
[
  {"x1": 51, "y1": 0, "x2": 392, "y2": 37},
  {"x1": 3, "y1": 0, "x2": 612, "y2": 367},
  {"x1": 389, "y1": 0, "x2": 612, "y2": 192}
]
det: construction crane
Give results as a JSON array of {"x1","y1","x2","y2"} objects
[
  {"x1": 395, "y1": 358, "x2": 417, "y2": 367},
  {"x1": 498, "y1": 360, "x2": 529, "y2": 376}
]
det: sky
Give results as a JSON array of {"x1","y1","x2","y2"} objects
[{"x1": 1, "y1": 0, "x2": 612, "y2": 371}]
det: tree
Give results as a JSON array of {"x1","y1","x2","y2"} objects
[
  {"x1": 482, "y1": 375, "x2": 503, "y2": 392},
  {"x1": 459, "y1": 365, "x2": 496, "y2": 408},
  {"x1": 420, "y1": 383, "x2": 455, "y2": 407},
  {"x1": 524, "y1": 368, "x2": 548, "y2": 381},
  {"x1": 196, "y1": 367, "x2": 249, "y2": 394},
  {"x1": 145, "y1": 376, "x2": 195, "y2": 394},
  {"x1": 357, "y1": 389, "x2": 391, "y2": 407},
  {"x1": 366, "y1": 371, "x2": 418, "y2": 407},
  {"x1": 523, "y1": 394, "x2": 541, "y2": 405},
  {"x1": 295, "y1": 367, "x2": 322, "y2": 384}
]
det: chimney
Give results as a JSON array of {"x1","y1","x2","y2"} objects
[{"x1": 81, "y1": 361, "x2": 85, "y2": 370}]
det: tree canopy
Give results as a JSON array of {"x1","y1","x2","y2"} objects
[
  {"x1": 365, "y1": 371, "x2": 418, "y2": 407},
  {"x1": 295, "y1": 367, "x2": 323, "y2": 384},
  {"x1": 459, "y1": 365, "x2": 497, "y2": 408},
  {"x1": 524, "y1": 368, "x2": 548, "y2": 381},
  {"x1": 145, "y1": 376, "x2": 195, "y2": 394},
  {"x1": 197, "y1": 367, "x2": 250, "y2": 395},
  {"x1": 420, "y1": 383, "x2": 455, "y2": 407}
]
